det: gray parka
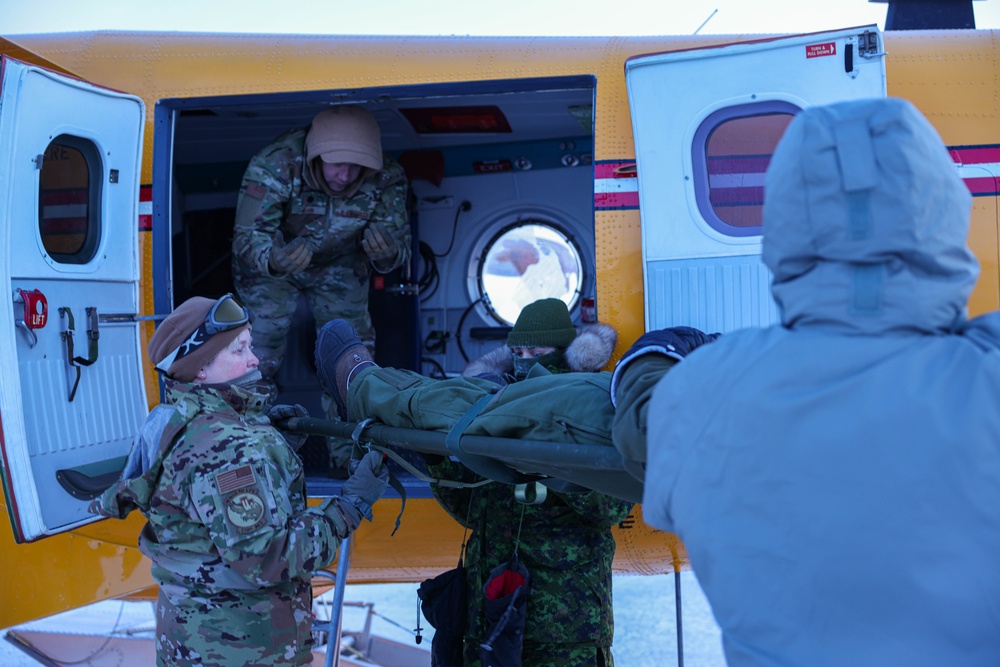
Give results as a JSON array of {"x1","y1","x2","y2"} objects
[{"x1": 644, "y1": 98, "x2": 1000, "y2": 666}]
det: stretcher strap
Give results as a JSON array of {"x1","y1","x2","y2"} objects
[
  {"x1": 444, "y1": 390, "x2": 530, "y2": 484},
  {"x1": 368, "y1": 443, "x2": 492, "y2": 489},
  {"x1": 352, "y1": 419, "x2": 405, "y2": 536}
]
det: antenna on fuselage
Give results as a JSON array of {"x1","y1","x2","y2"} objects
[{"x1": 694, "y1": 8, "x2": 719, "y2": 34}]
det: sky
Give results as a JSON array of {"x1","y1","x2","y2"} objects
[{"x1": 3, "y1": 0, "x2": 1000, "y2": 36}]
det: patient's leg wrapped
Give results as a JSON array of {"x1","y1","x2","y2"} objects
[{"x1": 347, "y1": 367, "x2": 615, "y2": 447}]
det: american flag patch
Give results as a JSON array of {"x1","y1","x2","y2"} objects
[
  {"x1": 245, "y1": 183, "x2": 266, "y2": 200},
  {"x1": 216, "y1": 465, "x2": 256, "y2": 494}
]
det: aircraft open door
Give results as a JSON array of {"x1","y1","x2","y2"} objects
[
  {"x1": 626, "y1": 26, "x2": 887, "y2": 333},
  {"x1": 0, "y1": 56, "x2": 147, "y2": 542}
]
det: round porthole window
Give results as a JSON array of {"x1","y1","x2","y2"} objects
[{"x1": 475, "y1": 220, "x2": 584, "y2": 325}]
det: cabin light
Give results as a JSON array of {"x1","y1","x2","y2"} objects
[{"x1": 401, "y1": 106, "x2": 512, "y2": 134}]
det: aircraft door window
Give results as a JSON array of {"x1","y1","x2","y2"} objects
[
  {"x1": 38, "y1": 135, "x2": 102, "y2": 264},
  {"x1": 692, "y1": 101, "x2": 799, "y2": 237},
  {"x1": 476, "y1": 221, "x2": 583, "y2": 325}
]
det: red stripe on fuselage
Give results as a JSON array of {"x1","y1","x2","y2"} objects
[{"x1": 139, "y1": 185, "x2": 152, "y2": 231}]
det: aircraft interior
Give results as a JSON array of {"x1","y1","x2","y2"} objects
[{"x1": 163, "y1": 76, "x2": 599, "y2": 478}]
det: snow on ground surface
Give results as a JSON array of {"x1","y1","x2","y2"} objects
[{"x1": 1, "y1": 572, "x2": 725, "y2": 666}]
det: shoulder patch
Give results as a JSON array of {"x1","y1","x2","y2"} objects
[
  {"x1": 244, "y1": 183, "x2": 267, "y2": 201},
  {"x1": 215, "y1": 465, "x2": 266, "y2": 534}
]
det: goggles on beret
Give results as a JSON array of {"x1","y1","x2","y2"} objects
[{"x1": 155, "y1": 293, "x2": 252, "y2": 373}]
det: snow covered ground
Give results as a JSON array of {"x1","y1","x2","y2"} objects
[{"x1": 2, "y1": 573, "x2": 724, "y2": 666}]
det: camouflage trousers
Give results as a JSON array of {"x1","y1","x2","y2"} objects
[
  {"x1": 235, "y1": 261, "x2": 375, "y2": 471},
  {"x1": 465, "y1": 638, "x2": 614, "y2": 666},
  {"x1": 154, "y1": 579, "x2": 314, "y2": 666},
  {"x1": 233, "y1": 260, "x2": 375, "y2": 392}
]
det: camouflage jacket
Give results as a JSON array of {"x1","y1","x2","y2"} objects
[
  {"x1": 428, "y1": 461, "x2": 633, "y2": 653},
  {"x1": 231, "y1": 127, "x2": 411, "y2": 277},
  {"x1": 92, "y1": 380, "x2": 344, "y2": 595}
]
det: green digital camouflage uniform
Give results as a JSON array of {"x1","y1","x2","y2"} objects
[
  {"x1": 92, "y1": 379, "x2": 358, "y2": 667},
  {"x1": 347, "y1": 365, "x2": 635, "y2": 666},
  {"x1": 231, "y1": 126, "x2": 411, "y2": 388}
]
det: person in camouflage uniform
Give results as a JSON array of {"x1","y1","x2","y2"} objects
[
  {"x1": 231, "y1": 104, "x2": 411, "y2": 372},
  {"x1": 91, "y1": 294, "x2": 388, "y2": 667},
  {"x1": 427, "y1": 459, "x2": 632, "y2": 666},
  {"x1": 315, "y1": 305, "x2": 635, "y2": 667},
  {"x1": 231, "y1": 104, "x2": 411, "y2": 470},
  {"x1": 438, "y1": 300, "x2": 631, "y2": 666}
]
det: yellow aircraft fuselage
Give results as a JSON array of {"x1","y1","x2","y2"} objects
[{"x1": 0, "y1": 28, "x2": 996, "y2": 629}]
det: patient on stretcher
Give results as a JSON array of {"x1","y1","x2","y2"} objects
[{"x1": 313, "y1": 318, "x2": 719, "y2": 472}]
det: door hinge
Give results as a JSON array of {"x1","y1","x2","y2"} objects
[{"x1": 858, "y1": 30, "x2": 886, "y2": 59}]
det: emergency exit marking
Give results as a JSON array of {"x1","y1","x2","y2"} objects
[
  {"x1": 806, "y1": 42, "x2": 837, "y2": 58},
  {"x1": 473, "y1": 159, "x2": 513, "y2": 173}
]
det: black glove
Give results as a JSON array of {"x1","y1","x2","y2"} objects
[
  {"x1": 610, "y1": 326, "x2": 720, "y2": 406},
  {"x1": 340, "y1": 450, "x2": 390, "y2": 522},
  {"x1": 628, "y1": 326, "x2": 720, "y2": 359},
  {"x1": 267, "y1": 403, "x2": 309, "y2": 451}
]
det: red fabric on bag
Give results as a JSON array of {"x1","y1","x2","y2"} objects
[{"x1": 484, "y1": 568, "x2": 526, "y2": 600}]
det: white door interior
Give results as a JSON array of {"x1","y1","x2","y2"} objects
[
  {"x1": 626, "y1": 26, "x2": 887, "y2": 333},
  {"x1": 0, "y1": 57, "x2": 147, "y2": 542}
]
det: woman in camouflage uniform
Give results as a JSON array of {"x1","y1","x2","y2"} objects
[{"x1": 92, "y1": 294, "x2": 388, "y2": 666}]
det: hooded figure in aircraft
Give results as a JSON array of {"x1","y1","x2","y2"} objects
[
  {"x1": 231, "y1": 104, "x2": 412, "y2": 472},
  {"x1": 639, "y1": 98, "x2": 1000, "y2": 666}
]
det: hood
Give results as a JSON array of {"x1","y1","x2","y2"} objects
[
  {"x1": 306, "y1": 105, "x2": 382, "y2": 198},
  {"x1": 565, "y1": 322, "x2": 618, "y2": 372},
  {"x1": 762, "y1": 97, "x2": 977, "y2": 335}
]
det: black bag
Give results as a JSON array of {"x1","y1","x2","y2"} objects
[
  {"x1": 418, "y1": 563, "x2": 468, "y2": 667},
  {"x1": 479, "y1": 555, "x2": 530, "y2": 667}
]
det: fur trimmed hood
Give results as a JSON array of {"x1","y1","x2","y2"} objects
[{"x1": 463, "y1": 322, "x2": 618, "y2": 377}]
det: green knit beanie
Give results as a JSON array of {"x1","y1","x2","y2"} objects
[{"x1": 507, "y1": 298, "x2": 577, "y2": 349}]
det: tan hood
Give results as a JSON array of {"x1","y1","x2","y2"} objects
[{"x1": 306, "y1": 105, "x2": 382, "y2": 197}]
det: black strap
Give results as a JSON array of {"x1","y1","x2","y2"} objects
[
  {"x1": 79, "y1": 306, "x2": 100, "y2": 366},
  {"x1": 352, "y1": 419, "x2": 406, "y2": 537},
  {"x1": 59, "y1": 307, "x2": 82, "y2": 402},
  {"x1": 386, "y1": 469, "x2": 406, "y2": 537},
  {"x1": 59, "y1": 307, "x2": 100, "y2": 403}
]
